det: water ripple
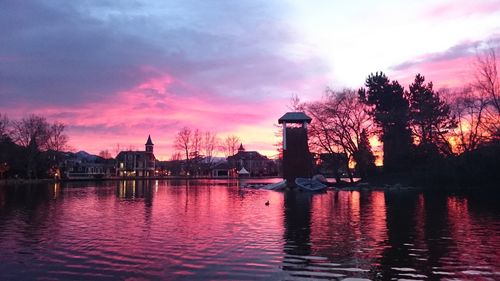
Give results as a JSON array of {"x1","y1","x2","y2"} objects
[{"x1": 0, "y1": 180, "x2": 498, "y2": 280}]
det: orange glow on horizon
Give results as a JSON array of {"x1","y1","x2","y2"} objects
[{"x1": 369, "y1": 136, "x2": 384, "y2": 166}]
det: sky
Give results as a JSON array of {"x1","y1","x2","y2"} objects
[{"x1": 1, "y1": 0, "x2": 499, "y2": 159}]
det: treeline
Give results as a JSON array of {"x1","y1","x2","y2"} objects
[
  {"x1": 0, "y1": 114, "x2": 69, "y2": 179},
  {"x1": 302, "y1": 48, "x2": 500, "y2": 188},
  {"x1": 169, "y1": 127, "x2": 242, "y2": 175}
]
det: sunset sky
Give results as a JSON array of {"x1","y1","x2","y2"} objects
[{"x1": 1, "y1": 0, "x2": 499, "y2": 159}]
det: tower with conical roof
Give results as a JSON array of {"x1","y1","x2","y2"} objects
[{"x1": 145, "y1": 135, "x2": 154, "y2": 154}]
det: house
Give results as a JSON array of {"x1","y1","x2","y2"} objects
[
  {"x1": 211, "y1": 162, "x2": 234, "y2": 178},
  {"x1": 63, "y1": 158, "x2": 115, "y2": 179},
  {"x1": 116, "y1": 135, "x2": 157, "y2": 177},
  {"x1": 226, "y1": 144, "x2": 278, "y2": 177},
  {"x1": 61, "y1": 151, "x2": 116, "y2": 179}
]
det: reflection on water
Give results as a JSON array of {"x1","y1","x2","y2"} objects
[{"x1": 0, "y1": 180, "x2": 499, "y2": 280}]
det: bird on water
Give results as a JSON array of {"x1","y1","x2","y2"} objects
[{"x1": 265, "y1": 200, "x2": 269, "y2": 206}]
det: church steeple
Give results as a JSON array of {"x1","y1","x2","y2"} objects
[
  {"x1": 145, "y1": 135, "x2": 154, "y2": 153},
  {"x1": 238, "y1": 143, "x2": 245, "y2": 152}
]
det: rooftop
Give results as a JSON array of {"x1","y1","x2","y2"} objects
[{"x1": 278, "y1": 112, "x2": 312, "y2": 124}]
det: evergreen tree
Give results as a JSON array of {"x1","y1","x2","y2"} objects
[
  {"x1": 353, "y1": 129, "x2": 376, "y2": 178},
  {"x1": 359, "y1": 72, "x2": 413, "y2": 173},
  {"x1": 407, "y1": 74, "x2": 455, "y2": 156}
]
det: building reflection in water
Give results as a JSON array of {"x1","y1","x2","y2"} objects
[
  {"x1": 116, "y1": 180, "x2": 153, "y2": 202},
  {"x1": 116, "y1": 180, "x2": 154, "y2": 226},
  {"x1": 283, "y1": 190, "x2": 312, "y2": 258}
]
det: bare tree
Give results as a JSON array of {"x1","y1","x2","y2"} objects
[
  {"x1": 222, "y1": 135, "x2": 240, "y2": 157},
  {"x1": 174, "y1": 127, "x2": 192, "y2": 171},
  {"x1": 288, "y1": 94, "x2": 304, "y2": 111},
  {"x1": 306, "y1": 88, "x2": 374, "y2": 180},
  {"x1": 202, "y1": 131, "x2": 219, "y2": 166},
  {"x1": 308, "y1": 89, "x2": 373, "y2": 155},
  {"x1": 475, "y1": 47, "x2": 500, "y2": 114},
  {"x1": 46, "y1": 122, "x2": 69, "y2": 152},
  {"x1": 450, "y1": 87, "x2": 489, "y2": 153},
  {"x1": 11, "y1": 114, "x2": 50, "y2": 149},
  {"x1": 10, "y1": 115, "x2": 52, "y2": 178},
  {"x1": 191, "y1": 129, "x2": 202, "y2": 159},
  {"x1": 170, "y1": 152, "x2": 182, "y2": 161},
  {"x1": 113, "y1": 143, "x2": 122, "y2": 158},
  {"x1": 0, "y1": 113, "x2": 9, "y2": 139},
  {"x1": 99, "y1": 150, "x2": 112, "y2": 159},
  {"x1": 474, "y1": 47, "x2": 500, "y2": 138}
]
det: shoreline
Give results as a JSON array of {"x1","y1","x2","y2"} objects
[
  {"x1": 1, "y1": 176, "x2": 497, "y2": 193},
  {"x1": 0, "y1": 176, "x2": 279, "y2": 186}
]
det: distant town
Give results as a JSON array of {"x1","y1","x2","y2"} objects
[
  {"x1": 64, "y1": 135, "x2": 283, "y2": 180},
  {"x1": 0, "y1": 114, "x2": 354, "y2": 181}
]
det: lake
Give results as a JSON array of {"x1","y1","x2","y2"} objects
[{"x1": 0, "y1": 179, "x2": 499, "y2": 280}]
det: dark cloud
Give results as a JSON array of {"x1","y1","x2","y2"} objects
[{"x1": 0, "y1": 0, "x2": 326, "y2": 107}]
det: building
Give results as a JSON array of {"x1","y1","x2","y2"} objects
[
  {"x1": 211, "y1": 162, "x2": 233, "y2": 178},
  {"x1": 227, "y1": 144, "x2": 277, "y2": 177},
  {"x1": 59, "y1": 150, "x2": 116, "y2": 179},
  {"x1": 63, "y1": 158, "x2": 115, "y2": 179},
  {"x1": 116, "y1": 135, "x2": 156, "y2": 177},
  {"x1": 279, "y1": 111, "x2": 312, "y2": 182}
]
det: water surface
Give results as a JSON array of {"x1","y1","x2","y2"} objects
[{"x1": 0, "y1": 180, "x2": 499, "y2": 280}]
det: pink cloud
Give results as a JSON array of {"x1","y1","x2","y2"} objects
[
  {"x1": 388, "y1": 37, "x2": 499, "y2": 89},
  {"x1": 2, "y1": 74, "x2": 293, "y2": 159},
  {"x1": 392, "y1": 55, "x2": 473, "y2": 89},
  {"x1": 425, "y1": 0, "x2": 500, "y2": 18}
]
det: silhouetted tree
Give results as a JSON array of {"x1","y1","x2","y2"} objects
[
  {"x1": 47, "y1": 122, "x2": 69, "y2": 152},
  {"x1": 113, "y1": 143, "x2": 122, "y2": 158},
  {"x1": 174, "y1": 127, "x2": 192, "y2": 174},
  {"x1": 0, "y1": 113, "x2": 9, "y2": 140},
  {"x1": 353, "y1": 129, "x2": 376, "y2": 178},
  {"x1": 191, "y1": 129, "x2": 202, "y2": 158},
  {"x1": 307, "y1": 88, "x2": 374, "y2": 181},
  {"x1": 202, "y1": 131, "x2": 219, "y2": 167},
  {"x1": 359, "y1": 72, "x2": 413, "y2": 173},
  {"x1": 11, "y1": 114, "x2": 50, "y2": 149},
  {"x1": 474, "y1": 47, "x2": 500, "y2": 139},
  {"x1": 407, "y1": 74, "x2": 455, "y2": 156},
  {"x1": 99, "y1": 150, "x2": 112, "y2": 159},
  {"x1": 222, "y1": 135, "x2": 240, "y2": 158},
  {"x1": 288, "y1": 94, "x2": 305, "y2": 111},
  {"x1": 10, "y1": 115, "x2": 70, "y2": 178},
  {"x1": 450, "y1": 87, "x2": 488, "y2": 153}
]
